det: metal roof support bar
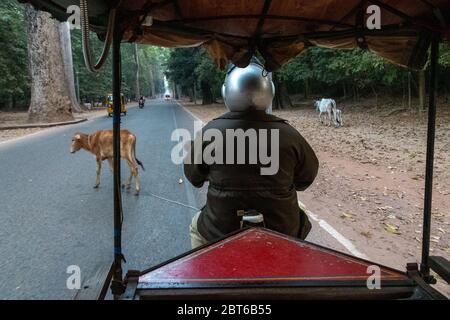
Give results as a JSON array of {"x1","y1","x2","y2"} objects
[
  {"x1": 166, "y1": 15, "x2": 353, "y2": 29},
  {"x1": 110, "y1": 18, "x2": 126, "y2": 299},
  {"x1": 421, "y1": 34, "x2": 439, "y2": 283}
]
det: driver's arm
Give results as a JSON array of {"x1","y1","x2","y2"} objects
[
  {"x1": 293, "y1": 135, "x2": 319, "y2": 191},
  {"x1": 183, "y1": 136, "x2": 209, "y2": 188}
]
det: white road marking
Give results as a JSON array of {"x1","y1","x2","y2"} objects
[
  {"x1": 175, "y1": 101, "x2": 205, "y2": 125},
  {"x1": 299, "y1": 200, "x2": 369, "y2": 260},
  {"x1": 175, "y1": 101, "x2": 369, "y2": 260},
  {"x1": 148, "y1": 192, "x2": 199, "y2": 211}
]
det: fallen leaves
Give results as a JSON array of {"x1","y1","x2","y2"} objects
[
  {"x1": 340, "y1": 212, "x2": 356, "y2": 222},
  {"x1": 431, "y1": 236, "x2": 440, "y2": 244},
  {"x1": 384, "y1": 223, "x2": 401, "y2": 235},
  {"x1": 360, "y1": 231, "x2": 372, "y2": 239}
]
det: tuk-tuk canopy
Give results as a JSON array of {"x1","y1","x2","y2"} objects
[{"x1": 22, "y1": 1, "x2": 449, "y2": 70}]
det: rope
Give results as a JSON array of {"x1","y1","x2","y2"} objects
[
  {"x1": 79, "y1": 0, "x2": 117, "y2": 72},
  {"x1": 148, "y1": 192, "x2": 200, "y2": 211}
]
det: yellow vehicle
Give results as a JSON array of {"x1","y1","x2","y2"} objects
[{"x1": 107, "y1": 93, "x2": 126, "y2": 117}]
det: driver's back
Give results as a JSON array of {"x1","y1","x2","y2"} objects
[{"x1": 184, "y1": 110, "x2": 319, "y2": 242}]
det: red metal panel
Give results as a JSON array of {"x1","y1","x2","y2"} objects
[{"x1": 139, "y1": 228, "x2": 408, "y2": 286}]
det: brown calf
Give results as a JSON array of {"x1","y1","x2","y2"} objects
[{"x1": 70, "y1": 130, "x2": 145, "y2": 195}]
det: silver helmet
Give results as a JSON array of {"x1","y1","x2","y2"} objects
[{"x1": 221, "y1": 58, "x2": 275, "y2": 112}]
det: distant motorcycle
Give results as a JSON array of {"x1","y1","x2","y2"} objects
[{"x1": 138, "y1": 98, "x2": 145, "y2": 109}]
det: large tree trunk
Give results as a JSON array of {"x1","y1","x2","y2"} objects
[
  {"x1": 200, "y1": 80, "x2": 214, "y2": 105},
  {"x1": 188, "y1": 88, "x2": 194, "y2": 102},
  {"x1": 59, "y1": 22, "x2": 81, "y2": 113},
  {"x1": 25, "y1": 5, "x2": 74, "y2": 123},
  {"x1": 134, "y1": 44, "x2": 140, "y2": 100},
  {"x1": 408, "y1": 71, "x2": 412, "y2": 110},
  {"x1": 304, "y1": 78, "x2": 309, "y2": 99},
  {"x1": 193, "y1": 82, "x2": 197, "y2": 105},
  {"x1": 172, "y1": 83, "x2": 179, "y2": 100},
  {"x1": 149, "y1": 66, "x2": 155, "y2": 98},
  {"x1": 176, "y1": 84, "x2": 182, "y2": 100},
  {"x1": 272, "y1": 73, "x2": 292, "y2": 109},
  {"x1": 6, "y1": 95, "x2": 13, "y2": 111},
  {"x1": 342, "y1": 82, "x2": 347, "y2": 100}
]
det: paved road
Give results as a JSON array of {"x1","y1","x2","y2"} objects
[{"x1": 0, "y1": 100, "x2": 348, "y2": 299}]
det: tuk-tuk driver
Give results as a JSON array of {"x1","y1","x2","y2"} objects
[{"x1": 184, "y1": 57, "x2": 319, "y2": 248}]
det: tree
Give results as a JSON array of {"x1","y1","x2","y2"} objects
[
  {"x1": 165, "y1": 47, "x2": 224, "y2": 104},
  {"x1": 272, "y1": 72, "x2": 293, "y2": 109},
  {"x1": 25, "y1": 4, "x2": 73, "y2": 122},
  {"x1": 59, "y1": 22, "x2": 81, "y2": 112},
  {"x1": 194, "y1": 50, "x2": 224, "y2": 104},
  {"x1": 0, "y1": 0, "x2": 29, "y2": 110},
  {"x1": 134, "y1": 43, "x2": 140, "y2": 99},
  {"x1": 148, "y1": 67, "x2": 155, "y2": 98},
  {"x1": 279, "y1": 47, "x2": 407, "y2": 102}
]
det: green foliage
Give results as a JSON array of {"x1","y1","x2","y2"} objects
[
  {"x1": 194, "y1": 51, "x2": 225, "y2": 99},
  {"x1": 0, "y1": 0, "x2": 29, "y2": 108},
  {"x1": 70, "y1": 29, "x2": 112, "y2": 101},
  {"x1": 165, "y1": 47, "x2": 225, "y2": 102},
  {"x1": 439, "y1": 43, "x2": 450, "y2": 67},
  {"x1": 0, "y1": 0, "x2": 168, "y2": 108},
  {"x1": 280, "y1": 44, "x2": 450, "y2": 98},
  {"x1": 138, "y1": 45, "x2": 166, "y2": 96},
  {"x1": 1, "y1": 0, "x2": 450, "y2": 109},
  {"x1": 165, "y1": 47, "x2": 199, "y2": 95},
  {"x1": 279, "y1": 47, "x2": 407, "y2": 97},
  {"x1": 71, "y1": 30, "x2": 168, "y2": 102}
]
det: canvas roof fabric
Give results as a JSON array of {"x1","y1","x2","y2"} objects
[{"x1": 21, "y1": 0, "x2": 450, "y2": 70}]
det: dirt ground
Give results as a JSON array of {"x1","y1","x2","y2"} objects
[
  {"x1": 182, "y1": 98, "x2": 450, "y2": 295},
  {"x1": 0, "y1": 107, "x2": 110, "y2": 142},
  {"x1": 2, "y1": 99, "x2": 449, "y2": 295}
]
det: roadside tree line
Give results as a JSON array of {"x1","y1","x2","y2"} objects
[
  {"x1": 0, "y1": 0, "x2": 167, "y2": 123},
  {"x1": 164, "y1": 45, "x2": 450, "y2": 110},
  {"x1": 2, "y1": 0, "x2": 450, "y2": 120}
]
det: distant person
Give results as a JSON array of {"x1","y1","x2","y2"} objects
[
  {"x1": 184, "y1": 57, "x2": 319, "y2": 248},
  {"x1": 138, "y1": 95, "x2": 145, "y2": 108}
]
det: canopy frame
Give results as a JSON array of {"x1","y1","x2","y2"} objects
[
  {"x1": 18, "y1": 0, "x2": 450, "y2": 297},
  {"x1": 420, "y1": 34, "x2": 439, "y2": 282},
  {"x1": 110, "y1": 16, "x2": 126, "y2": 299},
  {"x1": 107, "y1": 8, "x2": 448, "y2": 297},
  {"x1": 131, "y1": 0, "x2": 447, "y2": 34}
]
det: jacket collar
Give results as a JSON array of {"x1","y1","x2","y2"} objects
[{"x1": 214, "y1": 110, "x2": 287, "y2": 123}]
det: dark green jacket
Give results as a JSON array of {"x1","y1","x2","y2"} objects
[{"x1": 184, "y1": 110, "x2": 319, "y2": 241}]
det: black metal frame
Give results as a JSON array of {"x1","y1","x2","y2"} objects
[
  {"x1": 104, "y1": 7, "x2": 446, "y2": 299},
  {"x1": 110, "y1": 17, "x2": 126, "y2": 299},
  {"x1": 420, "y1": 35, "x2": 439, "y2": 282}
]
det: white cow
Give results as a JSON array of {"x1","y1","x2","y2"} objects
[
  {"x1": 334, "y1": 108, "x2": 343, "y2": 127},
  {"x1": 314, "y1": 98, "x2": 337, "y2": 126}
]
